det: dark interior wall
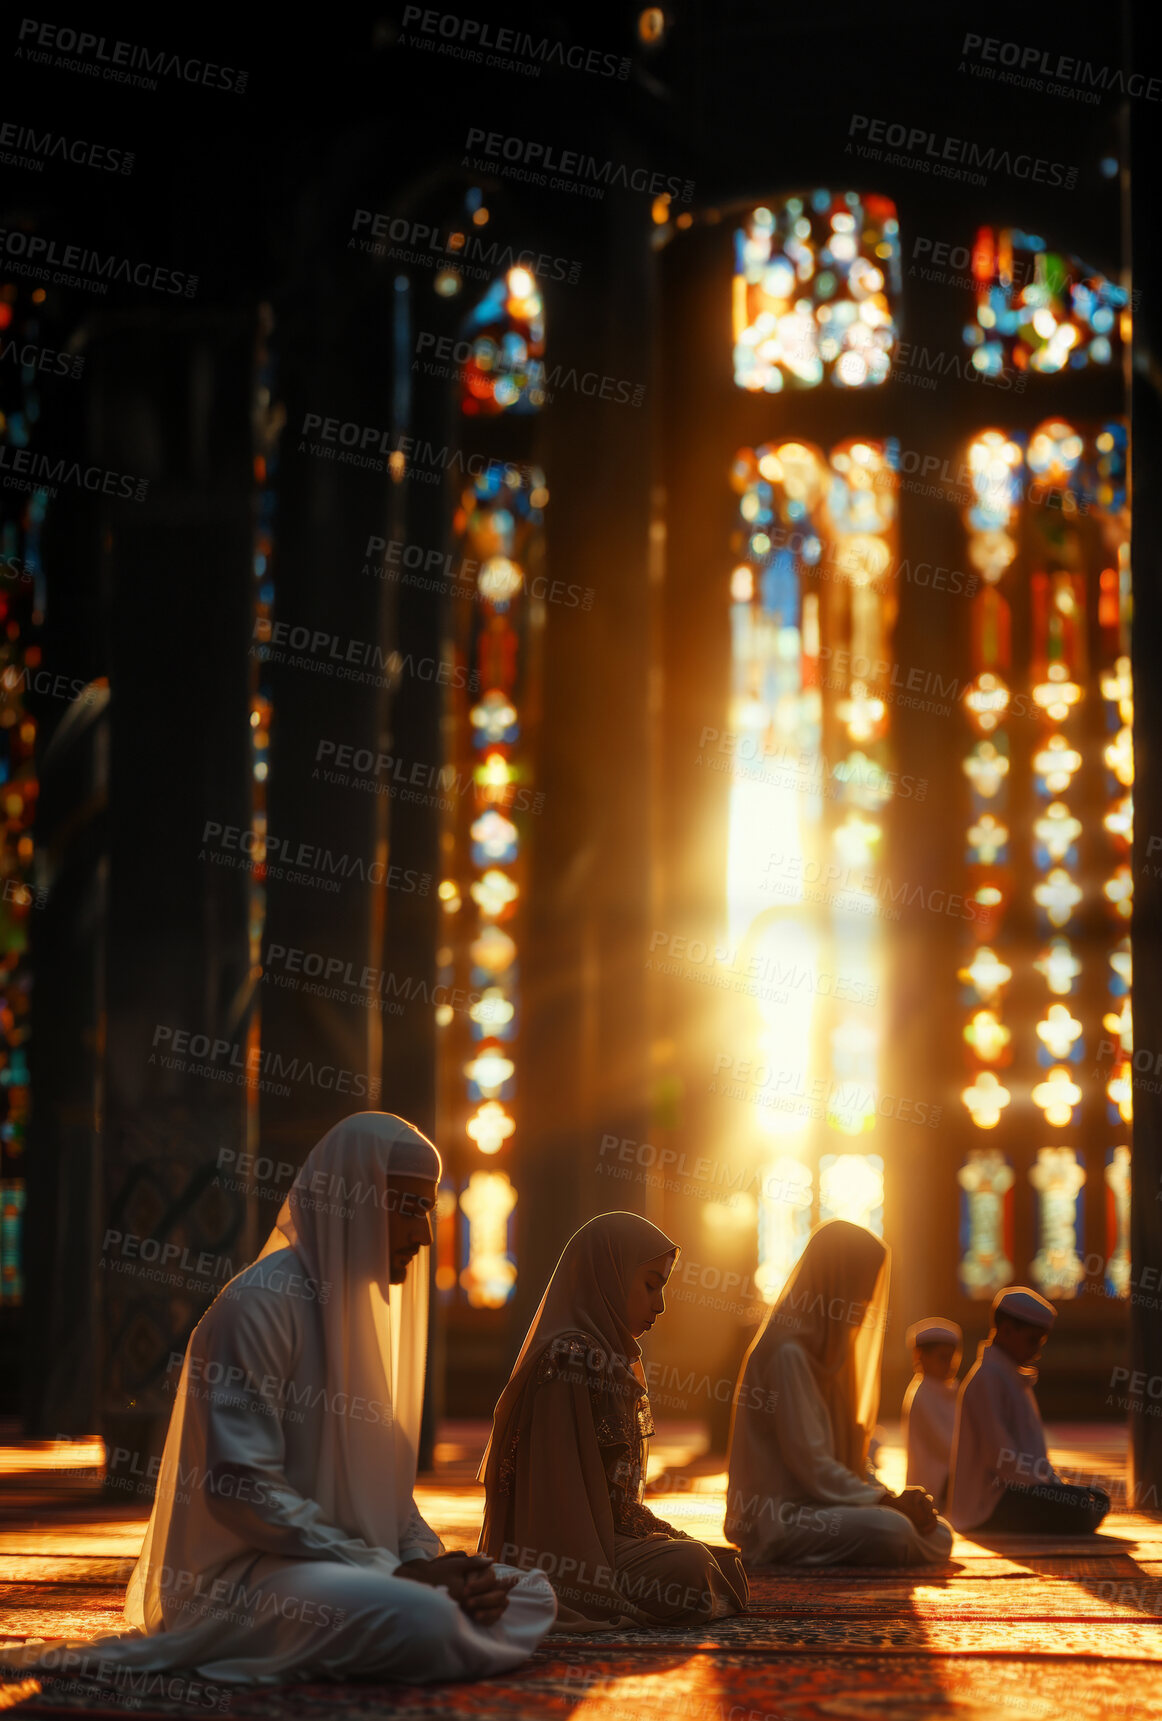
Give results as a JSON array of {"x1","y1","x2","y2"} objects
[
  {"x1": 1129, "y1": 37, "x2": 1162, "y2": 1501},
  {"x1": 10, "y1": 0, "x2": 1157, "y2": 1457},
  {"x1": 23, "y1": 316, "x2": 257, "y2": 1464}
]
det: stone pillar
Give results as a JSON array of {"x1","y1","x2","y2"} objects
[
  {"x1": 93, "y1": 312, "x2": 256, "y2": 1482},
  {"x1": 1130, "y1": 88, "x2": 1162, "y2": 1512}
]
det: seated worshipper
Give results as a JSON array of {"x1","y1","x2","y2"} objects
[
  {"x1": 3, "y1": 1113, "x2": 556, "y2": 1687},
  {"x1": 725, "y1": 1220, "x2": 954, "y2": 1567},
  {"x1": 902, "y1": 1317, "x2": 963, "y2": 1508},
  {"x1": 478, "y1": 1211, "x2": 748, "y2": 1630},
  {"x1": 947, "y1": 1285, "x2": 1110, "y2": 1535}
]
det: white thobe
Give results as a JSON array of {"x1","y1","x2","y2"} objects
[
  {"x1": 726, "y1": 1341, "x2": 953, "y2": 1566},
  {"x1": 7, "y1": 1252, "x2": 556, "y2": 1685},
  {"x1": 947, "y1": 1340, "x2": 1064, "y2": 1531},
  {"x1": 902, "y1": 1374, "x2": 957, "y2": 1502}
]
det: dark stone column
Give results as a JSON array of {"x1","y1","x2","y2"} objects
[
  {"x1": 22, "y1": 692, "x2": 109, "y2": 1436},
  {"x1": 92, "y1": 312, "x2": 256, "y2": 1482},
  {"x1": 1130, "y1": 82, "x2": 1162, "y2": 1511}
]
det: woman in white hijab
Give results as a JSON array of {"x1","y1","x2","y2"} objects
[
  {"x1": 479, "y1": 1211, "x2": 748, "y2": 1629},
  {"x1": 3, "y1": 1112, "x2": 556, "y2": 1686},
  {"x1": 725, "y1": 1219, "x2": 953, "y2": 1567}
]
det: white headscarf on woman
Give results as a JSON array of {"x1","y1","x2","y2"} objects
[
  {"x1": 730, "y1": 1219, "x2": 889, "y2": 1475},
  {"x1": 126, "y1": 1111, "x2": 441, "y2": 1631}
]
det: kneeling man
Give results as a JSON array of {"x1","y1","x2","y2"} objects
[
  {"x1": 6, "y1": 1113, "x2": 556, "y2": 1686},
  {"x1": 947, "y1": 1286, "x2": 1109, "y2": 1535}
]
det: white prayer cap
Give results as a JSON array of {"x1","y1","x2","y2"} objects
[
  {"x1": 906, "y1": 1317, "x2": 962, "y2": 1350},
  {"x1": 992, "y1": 1285, "x2": 1056, "y2": 1329}
]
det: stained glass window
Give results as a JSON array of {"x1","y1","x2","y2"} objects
[
  {"x1": 0, "y1": 284, "x2": 46, "y2": 1305},
  {"x1": 459, "y1": 267, "x2": 545, "y2": 416},
  {"x1": 1029, "y1": 1146, "x2": 1086, "y2": 1299},
  {"x1": 965, "y1": 228, "x2": 1129, "y2": 377},
  {"x1": 458, "y1": 1170, "x2": 517, "y2": 1308},
  {"x1": 439, "y1": 268, "x2": 548, "y2": 1309},
  {"x1": 725, "y1": 436, "x2": 897, "y2": 1293},
  {"x1": 733, "y1": 194, "x2": 901, "y2": 391},
  {"x1": 958, "y1": 1149, "x2": 1014, "y2": 1297},
  {"x1": 247, "y1": 307, "x2": 283, "y2": 1164},
  {"x1": 819, "y1": 1153, "x2": 885, "y2": 1233},
  {"x1": 958, "y1": 418, "x2": 1130, "y2": 1299},
  {"x1": 1105, "y1": 1145, "x2": 1130, "y2": 1299},
  {"x1": 756, "y1": 1156, "x2": 813, "y2": 1299}
]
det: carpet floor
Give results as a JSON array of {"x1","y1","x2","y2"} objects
[{"x1": 2, "y1": 1424, "x2": 1159, "y2": 1721}]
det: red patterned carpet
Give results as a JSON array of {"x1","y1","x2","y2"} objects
[{"x1": 3, "y1": 1424, "x2": 1161, "y2": 1720}]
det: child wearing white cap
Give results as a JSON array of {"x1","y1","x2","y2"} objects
[
  {"x1": 902, "y1": 1318, "x2": 962, "y2": 1509},
  {"x1": 946, "y1": 1286, "x2": 1109, "y2": 1534}
]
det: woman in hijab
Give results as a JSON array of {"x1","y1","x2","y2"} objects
[
  {"x1": 479, "y1": 1211, "x2": 748, "y2": 1629},
  {"x1": 4, "y1": 1113, "x2": 556, "y2": 1687},
  {"x1": 725, "y1": 1219, "x2": 953, "y2": 1567}
]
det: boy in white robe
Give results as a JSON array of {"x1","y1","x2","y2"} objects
[
  {"x1": 3, "y1": 1112, "x2": 556, "y2": 1687},
  {"x1": 947, "y1": 1285, "x2": 1109, "y2": 1535},
  {"x1": 902, "y1": 1318, "x2": 962, "y2": 1509}
]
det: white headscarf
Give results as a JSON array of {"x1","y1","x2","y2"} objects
[
  {"x1": 126, "y1": 1111, "x2": 441, "y2": 1629},
  {"x1": 729, "y1": 1219, "x2": 889, "y2": 1473}
]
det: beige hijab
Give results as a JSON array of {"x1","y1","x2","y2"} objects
[
  {"x1": 477, "y1": 1211, "x2": 677, "y2": 1617},
  {"x1": 729, "y1": 1219, "x2": 889, "y2": 1473}
]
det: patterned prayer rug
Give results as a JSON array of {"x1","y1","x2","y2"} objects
[{"x1": 5, "y1": 1648, "x2": 1162, "y2": 1721}]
